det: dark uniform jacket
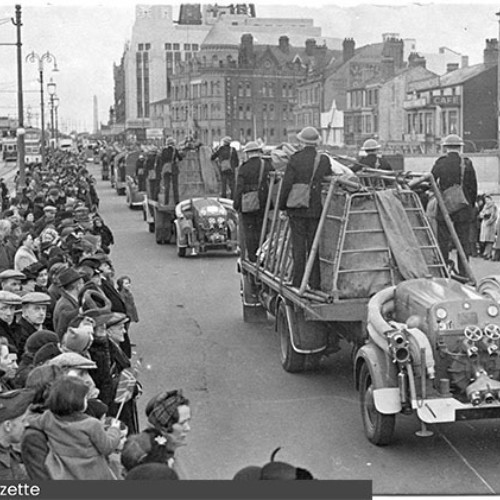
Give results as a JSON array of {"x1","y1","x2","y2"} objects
[
  {"x1": 278, "y1": 146, "x2": 331, "y2": 218},
  {"x1": 0, "y1": 319, "x2": 18, "y2": 354},
  {"x1": 13, "y1": 317, "x2": 37, "y2": 355},
  {"x1": 159, "y1": 146, "x2": 183, "y2": 174},
  {"x1": 356, "y1": 153, "x2": 393, "y2": 172},
  {"x1": 431, "y1": 151, "x2": 478, "y2": 222},
  {"x1": 211, "y1": 145, "x2": 239, "y2": 170},
  {"x1": 233, "y1": 157, "x2": 273, "y2": 214}
]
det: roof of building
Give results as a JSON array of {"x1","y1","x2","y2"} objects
[
  {"x1": 201, "y1": 21, "x2": 241, "y2": 48},
  {"x1": 438, "y1": 63, "x2": 493, "y2": 87}
]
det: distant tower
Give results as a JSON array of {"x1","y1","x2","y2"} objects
[{"x1": 93, "y1": 95, "x2": 98, "y2": 134}]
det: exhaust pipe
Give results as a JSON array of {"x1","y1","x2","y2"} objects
[
  {"x1": 462, "y1": 339, "x2": 478, "y2": 359},
  {"x1": 388, "y1": 331, "x2": 410, "y2": 364},
  {"x1": 465, "y1": 370, "x2": 500, "y2": 405}
]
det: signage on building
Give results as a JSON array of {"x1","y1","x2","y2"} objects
[
  {"x1": 146, "y1": 128, "x2": 163, "y2": 139},
  {"x1": 431, "y1": 95, "x2": 460, "y2": 106},
  {"x1": 225, "y1": 77, "x2": 232, "y2": 131},
  {"x1": 402, "y1": 97, "x2": 427, "y2": 110}
]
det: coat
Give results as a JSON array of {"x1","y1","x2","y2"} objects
[
  {"x1": 431, "y1": 152, "x2": 478, "y2": 222},
  {"x1": 211, "y1": 145, "x2": 239, "y2": 171},
  {"x1": 233, "y1": 157, "x2": 273, "y2": 214},
  {"x1": 53, "y1": 291, "x2": 79, "y2": 338},
  {"x1": 119, "y1": 289, "x2": 139, "y2": 323},
  {"x1": 480, "y1": 200, "x2": 498, "y2": 242},
  {"x1": 278, "y1": 146, "x2": 331, "y2": 218},
  {"x1": 36, "y1": 410, "x2": 121, "y2": 480}
]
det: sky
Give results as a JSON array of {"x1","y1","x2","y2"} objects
[{"x1": 0, "y1": 0, "x2": 498, "y2": 134}]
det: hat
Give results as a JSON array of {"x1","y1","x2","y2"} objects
[
  {"x1": 81, "y1": 234, "x2": 99, "y2": 250},
  {"x1": 233, "y1": 448, "x2": 314, "y2": 480},
  {"x1": 243, "y1": 141, "x2": 262, "y2": 153},
  {"x1": 221, "y1": 136, "x2": 232, "y2": 145},
  {"x1": 105, "y1": 312, "x2": 130, "y2": 329},
  {"x1": 48, "y1": 352, "x2": 97, "y2": 370},
  {"x1": 126, "y1": 463, "x2": 179, "y2": 480},
  {"x1": 25, "y1": 329, "x2": 59, "y2": 354},
  {"x1": 60, "y1": 227, "x2": 75, "y2": 238},
  {"x1": 0, "y1": 270, "x2": 25, "y2": 281},
  {"x1": 0, "y1": 389, "x2": 35, "y2": 422},
  {"x1": 22, "y1": 262, "x2": 47, "y2": 280},
  {"x1": 166, "y1": 137, "x2": 176, "y2": 146},
  {"x1": 93, "y1": 252, "x2": 112, "y2": 264},
  {"x1": 145, "y1": 390, "x2": 187, "y2": 430},
  {"x1": 441, "y1": 134, "x2": 464, "y2": 147},
  {"x1": 33, "y1": 342, "x2": 62, "y2": 366},
  {"x1": 80, "y1": 288, "x2": 112, "y2": 315},
  {"x1": 296, "y1": 126, "x2": 321, "y2": 145},
  {"x1": 47, "y1": 188, "x2": 59, "y2": 197},
  {"x1": 21, "y1": 292, "x2": 51, "y2": 306},
  {"x1": 0, "y1": 291, "x2": 22, "y2": 305},
  {"x1": 58, "y1": 268, "x2": 84, "y2": 288},
  {"x1": 43, "y1": 205, "x2": 57, "y2": 213},
  {"x1": 78, "y1": 257, "x2": 101, "y2": 269},
  {"x1": 61, "y1": 325, "x2": 94, "y2": 354},
  {"x1": 361, "y1": 138, "x2": 381, "y2": 151}
]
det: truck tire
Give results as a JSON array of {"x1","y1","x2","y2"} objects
[
  {"x1": 359, "y1": 363, "x2": 395, "y2": 446},
  {"x1": 277, "y1": 302, "x2": 306, "y2": 373}
]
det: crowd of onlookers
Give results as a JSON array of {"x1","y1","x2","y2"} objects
[{"x1": 0, "y1": 149, "x2": 314, "y2": 481}]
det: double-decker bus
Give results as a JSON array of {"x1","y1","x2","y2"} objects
[
  {"x1": 1, "y1": 137, "x2": 17, "y2": 162},
  {"x1": 24, "y1": 128, "x2": 42, "y2": 164}
]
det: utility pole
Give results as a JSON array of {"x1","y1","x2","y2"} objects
[{"x1": 12, "y1": 5, "x2": 25, "y2": 191}]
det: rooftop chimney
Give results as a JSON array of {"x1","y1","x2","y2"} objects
[
  {"x1": 461, "y1": 55, "x2": 469, "y2": 68},
  {"x1": 305, "y1": 38, "x2": 316, "y2": 57},
  {"x1": 446, "y1": 63, "x2": 459, "y2": 73},
  {"x1": 380, "y1": 56, "x2": 395, "y2": 80},
  {"x1": 279, "y1": 36, "x2": 290, "y2": 54},
  {"x1": 382, "y1": 36, "x2": 404, "y2": 68},
  {"x1": 343, "y1": 38, "x2": 355, "y2": 63},
  {"x1": 484, "y1": 38, "x2": 498, "y2": 66},
  {"x1": 408, "y1": 52, "x2": 426, "y2": 69},
  {"x1": 238, "y1": 33, "x2": 255, "y2": 67}
]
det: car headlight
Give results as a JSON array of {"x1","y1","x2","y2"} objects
[
  {"x1": 488, "y1": 305, "x2": 499, "y2": 317},
  {"x1": 435, "y1": 307, "x2": 447, "y2": 320}
]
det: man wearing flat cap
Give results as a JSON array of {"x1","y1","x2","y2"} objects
[
  {"x1": 0, "y1": 389, "x2": 35, "y2": 479},
  {"x1": 53, "y1": 268, "x2": 85, "y2": 338},
  {"x1": 0, "y1": 270, "x2": 25, "y2": 294},
  {"x1": 0, "y1": 291, "x2": 22, "y2": 353},
  {"x1": 14, "y1": 292, "x2": 51, "y2": 354},
  {"x1": 33, "y1": 205, "x2": 57, "y2": 238}
]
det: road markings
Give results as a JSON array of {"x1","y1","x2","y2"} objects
[{"x1": 439, "y1": 432, "x2": 496, "y2": 494}]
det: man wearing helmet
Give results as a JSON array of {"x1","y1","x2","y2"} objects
[
  {"x1": 211, "y1": 136, "x2": 239, "y2": 198},
  {"x1": 355, "y1": 139, "x2": 393, "y2": 172},
  {"x1": 431, "y1": 134, "x2": 478, "y2": 277}
]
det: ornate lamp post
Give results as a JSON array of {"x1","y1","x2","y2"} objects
[
  {"x1": 25, "y1": 51, "x2": 58, "y2": 168},
  {"x1": 47, "y1": 79, "x2": 56, "y2": 149},
  {"x1": 53, "y1": 95, "x2": 60, "y2": 148}
]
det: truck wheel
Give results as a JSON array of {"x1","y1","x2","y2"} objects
[
  {"x1": 359, "y1": 364, "x2": 395, "y2": 446},
  {"x1": 277, "y1": 302, "x2": 306, "y2": 373}
]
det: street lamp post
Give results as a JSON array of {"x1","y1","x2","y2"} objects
[
  {"x1": 53, "y1": 95, "x2": 60, "y2": 148},
  {"x1": 25, "y1": 51, "x2": 58, "y2": 169},
  {"x1": 47, "y1": 80, "x2": 56, "y2": 149}
]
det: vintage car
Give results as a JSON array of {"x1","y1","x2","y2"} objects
[
  {"x1": 173, "y1": 197, "x2": 238, "y2": 257},
  {"x1": 355, "y1": 276, "x2": 500, "y2": 445}
]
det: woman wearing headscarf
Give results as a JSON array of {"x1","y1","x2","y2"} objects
[{"x1": 479, "y1": 195, "x2": 498, "y2": 259}]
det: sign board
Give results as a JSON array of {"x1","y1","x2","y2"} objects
[
  {"x1": 431, "y1": 95, "x2": 460, "y2": 106},
  {"x1": 146, "y1": 128, "x2": 164, "y2": 139},
  {"x1": 403, "y1": 97, "x2": 428, "y2": 109}
]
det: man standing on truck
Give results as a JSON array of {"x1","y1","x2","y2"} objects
[
  {"x1": 234, "y1": 141, "x2": 273, "y2": 262},
  {"x1": 160, "y1": 137, "x2": 183, "y2": 206},
  {"x1": 211, "y1": 136, "x2": 239, "y2": 199},
  {"x1": 278, "y1": 126, "x2": 331, "y2": 290},
  {"x1": 431, "y1": 133, "x2": 477, "y2": 278},
  {"x1": 355, "y1": 138, "x2": 393, "y2": 172}
]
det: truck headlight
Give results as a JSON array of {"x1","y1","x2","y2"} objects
[
  {"x1": 487, "y1": 305, "x2": 499, "y2": 317},
  {"x1": 436, "y1": 307, "x2": 447, "y2": 320}
]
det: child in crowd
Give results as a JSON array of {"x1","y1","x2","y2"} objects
[
  {"x1": 37, "y1": 375, "x2": 123, "y2": 480},
  {"x1": 117, "y1": 276, "x2": 139, "y2": 323}
]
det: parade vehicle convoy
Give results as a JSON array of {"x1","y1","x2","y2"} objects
[
  {"x1": 143, "y1": 145, "x2": 234, "y2": 248},
  {"x1": 238, "y1": 158, "x2": 500, "y2": 444}
]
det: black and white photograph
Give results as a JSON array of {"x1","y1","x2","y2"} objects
[{"x1": 0, "y1": 0, "x2": 499, "y2": 496}]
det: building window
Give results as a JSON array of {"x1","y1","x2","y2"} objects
[
  {"x1": 238, "y1": 82, "x2": 243, "y2": 97},
  {"x1": 239, "y1": 106, "x2": 244, "y2": 120},
  {"x1": 282, "y1": 104, "x2": 288, "y2": 121},
  {"x1": 174, "y1": 52, "x2": 181, "y2": 64},
  {"x1": 245, "y1": 105, "x2": 251, "y2": 120},
  {"x1": 245, "y1": 81, "x2": 251, "y2": 97},
  {"x1": 246, "y1": 128, "x2": 252, "y2": 138},
  {"x1": 192, "y1": 44, "x2": 199, "y2": 51},
  {"x1": 448, "y1": 109, "x2": 459, "y2": 134},
  {"x1": 185, "y1": 52, "x2": 192, "y2": 61},
  {"x1": 270, "y1": 128, "x2": 275, "y2": 138},
  {"x1": 262, "y1": 104, "x2": 267, "y2": 118},
  {"x1": 173, "y1": 43, "x2": 180, "y2": 51},
  {"x1": 269, "y1": 83, "x2": 275, "y2": 98},
  {"x1": 269, "y1": 104, "x2": 275, "y2": 120},
  {"x1": 165, "y1": 43, "x2": 172, "y2": 50},
  {"x1": 138, "y1": 43, "x2": 144, "y2": 51},
  {"x1": 283, "y1": 128, "x2": 287, "y2": 137},
  {"x1": 145, "y1": 43, "x2": 151, "y2": 50},
  {"x1": 184, "y1": 44, "x2": 191, "y2": 50}
]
